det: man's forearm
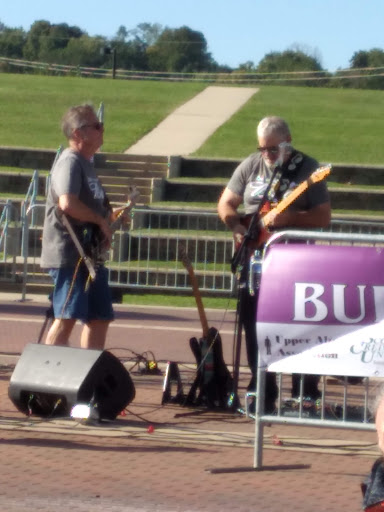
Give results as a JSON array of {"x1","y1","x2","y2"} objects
[
  {"x1": 58, "y1": 194, "x2": 105, "y2": 226},
  {"x1": 223, "y1": 212, "x2": 242, "y2": 230},
  {"x1": 218, "y1": 202, "x2": 241, "y2": 230},
  {"x1": 273, "y1": 203, "x2": 331, "y2": 229}
]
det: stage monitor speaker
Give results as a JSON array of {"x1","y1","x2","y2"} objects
[{"x1": 8, "y1": 343, "x2": 135, "y2": 420}]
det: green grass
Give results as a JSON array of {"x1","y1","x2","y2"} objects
[
  {"x1": 195, "y1": 85, "x2": 384, "y2": 165},
  {"x1": 150, "y1": 201, "x2": 218, "y2": 209},
  {"x1": 109, "y1": 260, "x2": 231, "y2": 272},
  {"x1": 0, "y1": 193, "x2": 45, "y2": 200},
  {"x1": 130, "y1": 228, "x2": 231, "y2": 238},
  {"x1": 1, "y1": 74, "x2": 384, "y2": 164},
  {"x1": 0, "y1": 166, "x2": 43, "y2": 174},
  {"x1": 328, "y1": 182, "x2": 384, "y2": 190},
  {"x1": 333, "y1": 209, "x2": 384, "y2": 217},
  {"x1": 0, "y1": 73, "x2": 205, "y2": 152},
  {"x1": 168, "y1": 176, "x2": 228, "y2": 184},
  {"x1": 121, "y1": 293, "x2": 237, "y2": 309}
]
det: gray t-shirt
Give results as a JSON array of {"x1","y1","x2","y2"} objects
[
  {"x1": 227, "y1": 150, "x2": 330, "y2": 215},
  {"x1": 41, "y1": 148, "x2": 110, "y2": 268}
]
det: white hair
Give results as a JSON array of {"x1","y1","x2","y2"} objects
[{"x1": 257, "y1": 116, "x2": 291, "y2": 140}]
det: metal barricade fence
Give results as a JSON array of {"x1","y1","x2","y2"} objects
[
  {"x1": 12, "y1": 210, "x2": 384, "y2": 299},
  {"x1": 19, "y1": 203, "x2": 45, "y2": 300},
  {"x1": 327, "y1": 218, "x2": 384, "y2": 235},
  {"x1": 253, "y1": 229, "x2": 384, "y2": 469},
  {"x1": 107, "y1": 207, "x2": 234, "y2": 294},
  {"x1": 0, "y1": 200, "x2": 19, "y2": 281},
  {"x1": 18, "y1": 205, "x2": 235, "y2": 297}
]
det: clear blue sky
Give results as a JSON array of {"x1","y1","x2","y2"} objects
[{"x1": 1, "y1": 0, "x2": 383, "y2": 72}]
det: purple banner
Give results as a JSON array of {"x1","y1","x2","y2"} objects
[
  {"x1": 257, "y1": 244, "x2": 384, "y2": 326},
  {"x1": 256, "y1": 244, "x2": 384, "y2": 370}
]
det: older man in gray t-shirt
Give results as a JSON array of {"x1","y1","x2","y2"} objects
[
  {"x1": 41, "y1": 104, "x2": 116, "y2": 350},
  {"x1": 41, "y1": 148, "x2": 109, "y2": 268},
  {"x1": 218, "y1": 116, "x2": 331, "y2": 412}
]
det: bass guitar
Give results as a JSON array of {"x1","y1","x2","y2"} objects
[
  {"x1": 238, "y1": 165, "x2": 331, "y2": 250},
  {"x1": 179, "y1": 246, "x2": 233, "y2": 409}
]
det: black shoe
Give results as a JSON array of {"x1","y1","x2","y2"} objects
[
  {"x1": 347, "y1": 377, "x2": 364, "y2": 385},
  {"x1": 248, "y1": 397, "x2": 275, "y2": 415},
  {"x1": 264, "y1": 400, "x2": 276, "y2": 414},
  {"x1": 247, "y1": 376, "x2": 256, "y2": 393}
]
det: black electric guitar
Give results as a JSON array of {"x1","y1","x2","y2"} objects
[
  {"x1": 82, "y1": 186, "x2": 140, "y2": 264},
  {"x1": 179, "y1": 246, "x2": 233, "y2": 409}
]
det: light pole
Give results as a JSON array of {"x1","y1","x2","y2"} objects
[{"x1": 103, "y1": 47, "x2": 116, "y2": 79}]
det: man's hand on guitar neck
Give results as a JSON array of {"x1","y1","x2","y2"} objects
[
  {"x1": 265, "y1": 208, "x2": 289, "y2": 228},
  {"x1": 109, "y1": 187, "x2": 139, "y2": 228},
  {"x1": 110, "y1": 206, "x2": 131, "y2": 227},
  {"x1": 97, "y1": 216, "x2": 113, "y2": 249}
]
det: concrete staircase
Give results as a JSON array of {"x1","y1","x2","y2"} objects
[
  {"x1": 0, "y1": 148, "x2": 171, "y2": 207},
  {"x1": 94, "y1": 153, "x2": 169, "y2": 205},
  {"x1": 161, "y1": 158, "x2": 384, "y2": 219},
  {"x1": 2, "y1": 148, "x2": 384, "y2": 298}
]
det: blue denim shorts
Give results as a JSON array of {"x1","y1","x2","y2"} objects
[{"x1": 49, "y1": 265, "x2": 114, "y2": 323}]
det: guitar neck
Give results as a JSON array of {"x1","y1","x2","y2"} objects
[
  {"x1": 185, "y1": 266, "x2": 210, "y2": 339},
  {"x1": 110, "y1": 201, "x2": 134, "y2": 233},
  {"x1": 262, "y1": 177, "x2": 310, "y2": 227}
]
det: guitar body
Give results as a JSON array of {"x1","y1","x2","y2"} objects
[
  {"x1": 235, "y1": 165, "x2": 331, "y2": 253},
  {"x1": 186, "y1": 327, "x2": 233, "y2": 409},
  {"x1": 81, "y1": 223, "x2": 104, "y2": 263},
  {"x1": 239, "y1": 201, "x2": 274, "y2": 251},
  {"x1": 180, "y1": 248, "x2": 233, "y2": 409},
  {"x1": 80, "y1": 187, "x2": 139, "y2": 265}
]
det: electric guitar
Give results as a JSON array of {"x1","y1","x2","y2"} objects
[
  {"x1": 239, "y1": 165, "x2": 331, "y2": 249},
  {"x1": 82, "y1": 186, "x2": 140, "y2": 264},
  {"x1": 179, "y1": 246, "x2": 233, "y2": 408}
]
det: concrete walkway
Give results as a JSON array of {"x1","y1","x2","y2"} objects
[{"x1": 125, "y1": 86, "x2": 258, "y2": 156}]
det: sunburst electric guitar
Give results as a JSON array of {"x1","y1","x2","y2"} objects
[{"x1": 239, "y1": 165, "x2": 331, "y2": 250}]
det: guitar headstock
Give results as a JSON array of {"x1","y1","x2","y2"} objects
[
  {"x1": 310, "y1": 165, "x2": 332, "y2": 183},
  {"x1": 127, "y1": 185, "x2": 140, "y2": 204}
]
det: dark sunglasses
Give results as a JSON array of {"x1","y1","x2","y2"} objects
[
  {"x1": 257, "y1": 146, "x2": 280, "y2": 154},
  {"x1": 79, "y1": 121, "x2": 104, "y2": 131}
]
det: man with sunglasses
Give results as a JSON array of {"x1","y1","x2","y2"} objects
[
  {"x1": 41, "y1": 104, "x2": 115, "y2": 350},
  {"x1": 218, "y1": 116, "x2": 331, "y2": 412}
]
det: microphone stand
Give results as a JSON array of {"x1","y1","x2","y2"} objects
[{"x1": 228, "y1": 164, "x2": 281, "y2": 411}]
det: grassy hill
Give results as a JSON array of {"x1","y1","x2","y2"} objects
[
  {"x1": 1, "y1": 73, "x2": 384, "y2": 164},
  {"x1": 0, "y1": 73, "x2": 205, "y2": 152},
  {"x1": 195, "y1": 86, "x2": 384, "y2": 165}
]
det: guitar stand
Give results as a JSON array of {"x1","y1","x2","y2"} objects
[
  {"x1": 162, "y1": 330, "x2": 236, "y2": 416},
  {"x1": 161, "y1": 361, "x2": 186, "y2": 405}
]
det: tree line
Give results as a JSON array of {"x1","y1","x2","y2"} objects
[{"x1": 1, "y1": 19, "x2": 384, "y2": 89}]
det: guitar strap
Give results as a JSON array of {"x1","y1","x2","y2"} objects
[
  {"x1": 273, "y1": 150, "x2": 305, "y2": 202},
  {"x1": 61, "y1": 213, "x2": 96, "y2": 280}
]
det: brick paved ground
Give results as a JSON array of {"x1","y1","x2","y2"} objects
[{"x1": 0, "y1": 295, "x2": 379, "y2": 511}]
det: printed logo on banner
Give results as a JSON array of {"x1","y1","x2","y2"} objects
[
  {"x1": 268, "y1": 320, "x2": 384, "y2": 377},
  {"x1": 256, "y1": 244, "x2": 384, "y2": 375}
]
